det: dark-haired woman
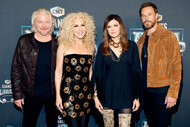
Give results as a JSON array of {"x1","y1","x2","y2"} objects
[{"x1": 91, "y1": 14, "x2": 142, "y2": 127}]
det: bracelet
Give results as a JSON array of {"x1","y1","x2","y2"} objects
[{"x1": 93, "y1": 95, "x2": 98, "y2": 99}]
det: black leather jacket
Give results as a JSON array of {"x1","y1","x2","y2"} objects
[{"x1": 11, "y1": 33, "x2": 57, "y2": 100}]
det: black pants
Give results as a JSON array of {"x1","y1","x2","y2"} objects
[
  {"x1": 22, "y1": 95, "x2": 58, "y2": 127},
  {"x1": 68, "y1": 115, "x2": 88, "y2": 127},
  {"x1": 143, "y1": 86, "x2": 170, "y2": 127}
]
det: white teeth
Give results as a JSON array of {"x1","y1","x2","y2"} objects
[{"x1": 78, "y1": 32, "x2": 83, "y2": 35}]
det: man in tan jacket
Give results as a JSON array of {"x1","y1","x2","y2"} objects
[{"x1": 137, "y1": 2, "x2": 182, "y2": 127}]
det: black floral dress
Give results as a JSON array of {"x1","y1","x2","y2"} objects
[{"x1": 60, "y1": 54, "x2": 93, "y2": 118}]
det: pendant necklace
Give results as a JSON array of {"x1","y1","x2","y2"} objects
[{"x1": 109, "y1": 39, "x2": 121, "y2": 48}]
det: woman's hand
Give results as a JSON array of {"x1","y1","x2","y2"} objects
[
  {"x1": 56, "y1": 96, "x2": 63, "y2": 113},
  {"x1": 132, "y1": 99, "x2": 140, "y2": 112},
  {"x1": 94, "y1": 97, "x2": 104, "y2": 114}
]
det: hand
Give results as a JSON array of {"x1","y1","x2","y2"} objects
[
  {"x1": 94, "y1": 97, "x2": 104, "y2": 114},
  {"x1": 132, "y1": 99, "x2": 140, "y2": 112},
  {"x1": 165, "y1": 97, "x2": 177, "y2": 109},
  {"x1": 56, "y1": 96, "x2": 63, "y2": 113},
  {"x1": 14, "y1": 99, "x2": 24, "y2": 109}
]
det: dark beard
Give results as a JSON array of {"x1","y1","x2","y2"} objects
[{"x1": 143, "y1": 21, "x2": 156, "y2": 30}]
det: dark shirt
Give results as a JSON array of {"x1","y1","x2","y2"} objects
[
  {"x1": 141, "y1": 35, "x2": 149, "y2": 88},
  {"x1": 92, "y1": 40, "x2": 141, "y2": 109},
  {"x1": 34, "y1": 39, "x2": 52, "y2": 98}
]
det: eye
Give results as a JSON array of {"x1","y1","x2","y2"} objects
[
  {"x1": 141, "y1": 14, "x2": 145, "y2": 18},
  {"x1": 81, "y1": 24, "x2": 85, "y2": 27},
  {"x1": 148, "y1": 13, "x2": 152, "y2": 16},
  {"x1": 74, "y1": 25, "x2": 78, "y2": 27},
  {"x1": 114, "y1": 24, "x2": 118, "y2": 27},
  {"x1": 107, "y1": 25, "x2": 111, "y2": 29}
]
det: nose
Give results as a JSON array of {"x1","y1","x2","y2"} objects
[
  {"x1": 79, "y1": 26, "x2": 82, "y2": 30},
  {"x1": 42, "y1": 22, "x2": 46, "y2": 27},
  {"x1": 110, "y1": 27, "x2": 115, "y2": 31},
  {"x1": 145, "y1": 15, "x2": 149, "y2": 21}
]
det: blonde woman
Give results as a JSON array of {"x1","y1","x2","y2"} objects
[{"x1": 55, "y1": 12, "x2": 95, "y2": 127}]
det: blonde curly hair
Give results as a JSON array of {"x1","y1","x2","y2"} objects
[{"x1": 57, "y1": 12, "x2": 96, "y2": 54}]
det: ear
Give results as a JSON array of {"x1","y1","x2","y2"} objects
[{"x1": 156, "y1": 13, "x2": 159, "y2": 21}]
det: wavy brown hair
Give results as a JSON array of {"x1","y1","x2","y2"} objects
[{"x1": 101, "y1": 14, "x2": 129, "y2": 55}]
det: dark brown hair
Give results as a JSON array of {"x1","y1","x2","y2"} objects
[
  {"x1": 101, "y1": 14, "x2": 129, "y2": 55},
  {"x1": 139, "y1": 2, "x2": 158, "y2": 16}
]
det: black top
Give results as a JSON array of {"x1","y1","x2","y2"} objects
[
  {"x1": 11, "y1": 33, "x2": 57, "y2": 100},
  {"x1": 91, "y1": 40, "x2": 142, "y2": 109},
  {"x1": 60, "y1": 54, "x2": 93, "y2": 118},
  {"x1": 141, "y1": 35, "x2": 149, "y2": 87},
  {"x1": 34, "y1": 39, "x2": 52, "y2": 98}
]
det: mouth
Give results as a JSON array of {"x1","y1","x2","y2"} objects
[
  {"x1": 77, "y1": 32, "x2": 84, "y2": 35},
  {"x1": 144, "y1": 21, "x2": 152, "y2": 24},
  {"x1": 111, "y1": 32, "x2": 116, "y2": 34},
  {"x1": 41, "y1": 28, "x2": 49, "y2": 30}
]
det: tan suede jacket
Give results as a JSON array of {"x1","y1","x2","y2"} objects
[{"x1": 137, "y1": 23, "x2": 182, "y2": 99}]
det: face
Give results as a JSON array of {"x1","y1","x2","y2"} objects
[
  {"x1": 34, "y1": 13, "x2": 51, "y2": 36},
  {"x1": 107, "y1": 19, "x2": 121, "y2": 39},
  {"x1": 73, "y1": 18, "x2": 87, "y2": 40},
  {"x1": 140, "y1": 6, "x2": 158, "y2": 30}
]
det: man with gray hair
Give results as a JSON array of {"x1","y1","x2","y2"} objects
[{"x1": 11, "y1": 8, "x2": 58, "y2": 127}]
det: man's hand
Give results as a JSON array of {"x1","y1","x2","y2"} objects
[
  {"x1": 165, "y1": 97, "x2": 177, "y2": 109},
  {"x1": 14, "y1": 99, "x2": 24, "y2": 109},
  {"x1": 132, "y1": 99, "x2": 140, "y2": 112}
]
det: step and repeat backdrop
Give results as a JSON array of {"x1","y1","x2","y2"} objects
[{"x1": 0, "y1": 0, "x2": 190, "y2": 127}]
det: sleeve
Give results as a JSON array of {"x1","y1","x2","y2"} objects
[
  {"x1": 167, "y1": 33, "x2": 182, "y2": 99},
  {"x1": 11, "y1": 37, "x2": 24, "y2": 100},
  {"x1": 90, "y1": 44, "x2": 105, "y2": 102},
  {"x1": 131, "y1": 41, "x2": 143, "y2": 101}
]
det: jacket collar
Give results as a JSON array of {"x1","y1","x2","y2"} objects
[{"x1": 29, "y1": 32, "x2": 57, "y2": 48}]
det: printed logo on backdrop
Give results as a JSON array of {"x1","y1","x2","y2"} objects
[
  {"x1": 51, "y1": 6, "x2": 65, "y2": 17},
  {"x1": 57, "y1": 116, "x2": 68, "y2": 127},
  {"x1": 21, "y1": 6, "x2": 65, "y2": 35},
  {"x1": 130, "y1": 14, "x2": 186, "y2": 55},
  {"x1": 0, "y1": 80, "x2": 13, "y2": 104},
  {"x1": 50, "y1": 6, "x2": 65, "y2": 35}
]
